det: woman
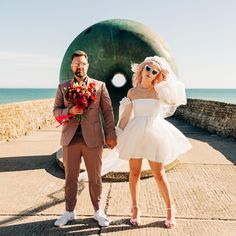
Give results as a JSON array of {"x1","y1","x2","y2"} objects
[
  {"x1": 116, "y1": 56, "x2": 191, "y2": 228},
  {"x1": 79, "y1": 56, "x2": 192, "y2": 228}
]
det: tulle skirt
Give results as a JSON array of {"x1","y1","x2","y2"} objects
[{"x1": 117, "y1": 116, "x2": 192, "y2": 164}]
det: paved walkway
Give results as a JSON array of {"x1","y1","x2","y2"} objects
[{"x1": 0, "y1": 117, "x2": 235, "y2": 236}]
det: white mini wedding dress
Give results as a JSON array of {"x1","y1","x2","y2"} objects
[{"x1": 116, "y1": 97, "x2": 191, "y2": 163}]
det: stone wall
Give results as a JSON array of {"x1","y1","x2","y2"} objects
[
  {"x1": 0, "y1": 99, "x2": 55, "y2": 142},
  {"x1": 175, "y1": 98, "x2": 236, "y2": 139},
  {"x1": 1, "y1": 98, "x2": 236, "y2": 142}
]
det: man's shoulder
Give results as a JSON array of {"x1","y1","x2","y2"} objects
[
  {"x1": 59, "y1": 79, "x2": 72, "y2": 87},
  {"x1": 88, "y1": 77, "x2": 105, "y2": 89},
  {"x1": 57, "y1": 80, "x2": 72, "y2": 91},
  {"x1": 89, "y1": 77, "x2": 104, "y2": 85}
]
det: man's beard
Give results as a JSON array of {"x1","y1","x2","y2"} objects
[{"x1": 74, "y1": 70, "x2": 85, "y2": 78}]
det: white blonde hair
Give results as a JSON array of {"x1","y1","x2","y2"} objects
[{"x1": 131, "y1": 56, "x2": 175, "y2": 87}]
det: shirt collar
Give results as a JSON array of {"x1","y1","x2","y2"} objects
[{"x1": 73, "y1": 76, "x2": 88, "y2": 85}]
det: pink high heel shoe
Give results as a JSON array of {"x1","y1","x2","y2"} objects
[
  {"x1": 130, "y1": 205, "x2": 141, "y2": 226},
  {"x1": 165, "y1": 207, "x2": 176, "y2": 229}
]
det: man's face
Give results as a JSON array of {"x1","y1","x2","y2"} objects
[{"x1": 71, "y1": 56, "x2": 89, "y2": 79}]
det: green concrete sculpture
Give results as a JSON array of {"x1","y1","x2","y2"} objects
[{"x1": 60, "y1": 19, "x2": 176, "y2": 110}]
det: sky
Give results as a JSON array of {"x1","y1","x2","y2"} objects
[{"x1": 0, "y1": 0, "x2": 235, "y2": 88}]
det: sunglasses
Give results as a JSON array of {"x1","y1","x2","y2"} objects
[{"x1": 144, "y1": 65, "x2": 160, "y2": 75}]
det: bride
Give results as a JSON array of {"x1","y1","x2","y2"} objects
[{"x1": 79, "y1": 56, "x2": 192, "y2": 228}]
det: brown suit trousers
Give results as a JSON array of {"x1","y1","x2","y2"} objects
[{"x1": 63, "y1": 132, "x2": 103, "y2": 211}]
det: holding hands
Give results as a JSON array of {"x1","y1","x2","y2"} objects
[{"x1": 106, "y1": 137, "x2": 117, "y2": 149}]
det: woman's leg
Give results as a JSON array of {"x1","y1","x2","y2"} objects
[
  {"x1": 148, "y1": 161, "x2": 175, "y2": 226},
  {"x1": 129, "y1": 158, "x2": 142, "y2": 221}
]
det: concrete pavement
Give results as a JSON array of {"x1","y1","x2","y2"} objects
[{"x1": 0, "y1": 117, "x2": 235, "y2": 236}]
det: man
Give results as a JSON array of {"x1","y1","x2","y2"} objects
[{"x1": 53, "y1": 50, "x2": 117, "y2": 227}]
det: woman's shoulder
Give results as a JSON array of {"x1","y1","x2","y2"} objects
[
  {"x1": 127, "y1": 87, "x2": 136, "y2": 94},
  {"x1": 127, "y1": 87, "x2": 138, "y2": 100}
]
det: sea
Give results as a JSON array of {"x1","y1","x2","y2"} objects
[
  {"x1": 0, "y1": 88, "x2": 236, "y2": 105},
  {"x1": 0, "y1": 88, "x2": 57, "y2": 105}
]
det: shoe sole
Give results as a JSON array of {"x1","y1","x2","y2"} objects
[
  {"x1": 93, "y1": 217, "x2": 109, "y2": 227},
  {"x1": 54, "y1": 217, "x2": 76, "y2": 227}
]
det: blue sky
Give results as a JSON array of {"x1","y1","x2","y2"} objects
[{"x1": 0, "y1": 0, "x2": 235, "y2": 88}]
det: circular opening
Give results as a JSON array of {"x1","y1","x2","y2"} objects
[{"x1": 111, "y1": 73, "x2": 127, "y2": 88}]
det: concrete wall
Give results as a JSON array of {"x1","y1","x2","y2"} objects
[
  {"x1": 0, "y1": 99, "x2": 55, "y2": 142},
  {"x1": 175, "y1": 98, "x2": 236, "y2": 139}
]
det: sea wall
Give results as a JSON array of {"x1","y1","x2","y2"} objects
[
  {"x1": 1, "y1": 98, "x2": 236, "y2": 142},
  {"x1": 0, "y1": 99, "x2": 55, "y2": 142},
  {"x1": 175, "y1": 98, "x2": 236, "y2": 139}
]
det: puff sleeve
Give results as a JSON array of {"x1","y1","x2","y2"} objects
[
  {"x1": 154, "y1": 79, "x2": 187, "y2": 106},
  {"x1": 116, "y1": 97, "x2": 133, "y2": 132}
]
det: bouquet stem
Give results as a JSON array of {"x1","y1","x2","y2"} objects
[{"x1": 75, "y1": 114, "x2": 83, "y2": 123}]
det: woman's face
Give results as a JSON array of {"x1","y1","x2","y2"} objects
[{"x1": 141, "y1": 61, "x2": 161, "y2": 84}]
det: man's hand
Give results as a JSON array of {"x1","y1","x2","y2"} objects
[
  {"x1": 106, "y1": 137, "x2": 117, "y2": 149},
  {"x1": 69, "y1": 106, "x2": 83, "y2": 115}
]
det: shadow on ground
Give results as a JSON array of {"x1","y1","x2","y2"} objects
[
  {"x1": 0, "y1": 182, "x2": 85, "y2": 227},
  {"x1": 0, "y1": 218, "x2": 99, "y2": 236},
  {"x1": 0, "y1": 217, "x2": 167, "y2": 236},
  {"x1": 0, "y1": 153, "x2": 64, "y2": 179}
]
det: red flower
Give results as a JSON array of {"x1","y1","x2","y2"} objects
[
  {"x1": 75, "y1": 95, "x2": 88, "y2": 109},
  {"x1": 57, "y1": 81, "x2": 97, "y2": 125},
  {"x1": 90, "y1": 94, "x2": 96, "y2": 102}
]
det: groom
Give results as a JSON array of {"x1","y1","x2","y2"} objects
[{"x1": 53, "y1": 50, "x2": 117, "y2": 227}]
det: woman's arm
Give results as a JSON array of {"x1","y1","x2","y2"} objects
[
  {"x1": 117, "y1": 90, "x2": 133, "y2": 130},
  {"x1": 154, "y1": 70, "x2": 187, "y2": 106}
]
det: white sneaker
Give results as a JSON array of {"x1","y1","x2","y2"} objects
[
  {"x1": 54, "y1": 211, "x2": 76, "y2": 227},
  {"x1": 93, "y1": 210, "x2": 109, "y2": 227}
]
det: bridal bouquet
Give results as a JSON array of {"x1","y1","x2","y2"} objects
[{"x1": 56, "y1": 81, "x2": 96, "y2": 125}]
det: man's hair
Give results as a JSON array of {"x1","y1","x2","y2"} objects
[{"x1": 71, "y1": 50, "x2": 88, "y2": 60}]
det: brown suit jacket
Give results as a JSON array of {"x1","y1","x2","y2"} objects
[{"x1": 53, "y1": 77, "x2": 116, "y2": 147}]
